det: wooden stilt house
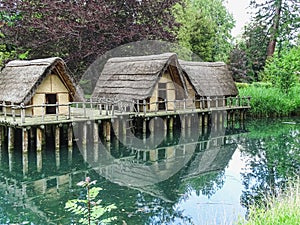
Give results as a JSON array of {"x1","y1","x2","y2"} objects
[
  {"x1": 179, "y1": 61, "x2": 238, "y2": 108},
  {"x1": 91, "y1": 53, "x2": 188, "y2": 112},
  {"x1": 0, "y1": 57, "x2": 81, "y2": 116}
]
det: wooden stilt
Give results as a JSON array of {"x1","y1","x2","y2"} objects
[
  {"x1": 143, "y1": 119, "x2": 147, "y2": 143},
  {"x1": 36, "y1": 127, "x2": 43, "y2": 172},
  {"x1": 82, "y1": 122, "x2": 87, "y2": 146},
  {"x1": 106, "y1": 121, "x2": 111, "y2": 142},
  {"x1": 82, "y1": 144, "x2": 87, "y2": 162},
  {"x1": 113, "y1": 119, "x2": 119, "y2": 139},
  {"x1": 55, "y1": 126, "x2": 60, "y2": 150},
  {"x1": 68, "y1": 124, "x2": 73, "y2": 148},
  {"x1": 36, "y1": 127, "x2": 43, "y2": 152},
  {"x1": 93, "y1": 122, "x2": 99, "y2": 143},
  {"x1": 122, "y1": 118, "x2": 127, "y2": 145},
  {"x1": 55, "y1": 125, "x2": 60, "y2": 169},
  {"x1": 168, "y1": 117, "x2": 174, "y2": 132},
  {"x1": 22, "y1": 128, "x2": 28, "y2": 176},
  {"x1": 8, "y1": 145, "x2": 13, "y2": 172},
  {"x1": 93, "y1": 143, "x2": 99, "y2": 162},
  {"x1": 8, "y1": 127, "x2": 14, "y2": 150},
  {"x1": 149, "y1": 119, "x2": 155, "y2": 135},
  {"x1": 37, "y1": 147, "x2": 42, "y2": 173}
]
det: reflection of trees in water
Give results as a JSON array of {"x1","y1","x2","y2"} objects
[{"x1": 240, "y1": 119, "x2": 300, "y2": 213}]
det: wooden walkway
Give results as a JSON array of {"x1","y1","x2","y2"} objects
[{"x1": 0, "y1": 96, "x2": 250, "y2": 127}]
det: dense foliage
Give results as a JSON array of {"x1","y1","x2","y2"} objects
[
  {"x1": 260, "y1": 46, "x2": 300, "y2": 94},
  {"x1": 0, "y1": 0, "x2": 180, "y2": 77},
  {"x1": 173, "y1": 0, "x2": 234, "y2": 62},
  {"x1": 230, "y1": 0, "x2": 300, "y2": 82}
]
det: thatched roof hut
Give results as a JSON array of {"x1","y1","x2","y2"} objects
[
  {"x1": 91, "y1": 53, "x2": 187, "y2": 101},
  {"x1": 179, "y1": 61, "x2": 238, "y2": 97},
  {"x1": 0, "y1": 57, "x2": 81, "y2": 105}
]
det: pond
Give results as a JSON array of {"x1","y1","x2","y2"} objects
[{"x1": 0, "y1": 117, "x2": 300, "y2": 225}]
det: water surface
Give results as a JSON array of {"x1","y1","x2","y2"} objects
[{"x1": 0, "y1": 118, "x2": 299, "y2": 224}]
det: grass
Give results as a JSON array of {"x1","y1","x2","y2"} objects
[
  {"x1": 238, "y1": 84, "x2": 300, "y2": 117},
  {"x1": 238, "y1": 179, "x2": 300, "y2": 225}
]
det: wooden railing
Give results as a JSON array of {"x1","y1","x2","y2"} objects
[{"x1": 0, "y1": 96, "x2": 251, "y2": 124}]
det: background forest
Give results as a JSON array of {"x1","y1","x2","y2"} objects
[{"x1": 0, "y1": 0, "x2": 299, "y2": 97}]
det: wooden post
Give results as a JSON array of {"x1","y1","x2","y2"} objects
[
  {"x1": 168, "y1": 117, "x2": 174, "y2": 133},
  {"x1": 8, "y1": 127, "x2": 14, "y2": 150},
  {"x1": 93, "y1": 143, "x2": 99, "y2": 162},
  {"x1": 68, "y1": 124, "x2": 73, "y2": 165},
  {"x1": 93, "y1": 122, "x2": 99, "y2": 143},
  {"x1": 55, "y1": 125, "x2": 60, "y2": 169},
  {"x1": 163, "y1": 117, "x2": 167, "y2": 137},
  {"x1": 181, "y1": 116, "x2": 186, "y2": 130},
  {"x1": 149, "y1": 119, "x2": 155, "y2": 135},
  {"x1": 199, "y1": 113, "x2": 203, "y2": 129},
  {"x1": 56, "y1": 102, "x2": 59, "y2": 121},
  {"x1": 143, "y1": 99, "x2": 147, "y2": 116},
  {"x1": 12, "y1": 103, "x2": 16, "y2": 122},
  {"x1": 207, "y1": 97, "x2": 211, "y2": 109},
  {"x1": 68, "y1": 124, "x2": 73, "y2": 149},
  {"x1": 113, "y1": 119, "x2": 119, "y2": 139},
  {"x1": 22, "y1": 128, "x2": 29, "y2": 176},
  {"x1": 67, "y1": 103, "x2": 71, "y2": 120},
  {"x1": 55, "y1": 125, "x2": 60, "y2": 150},
  {"x1": 143, "y1": 119, "x2": 147, "y2": 138},
  {"x1": 82, "y1": 122, "x2": 87, "y2": 146},
  {"x1": 36, "y1": 127, "x2": 43, "y2": 152},
  {"x1": 21, "y1": 103, "x2": 25, "y2": 124},
  {"x1": 99, "y1": 103, "x2": 102, "y2": 115},
  {"x1": 204, "y1": 113, "x2": 209, "y2": 127},
  {"x1": 122, "y1": 118, "x2": 127, "y2": 144},
  {"x1": 36, "y1": 144, "x2": 43, "y2": 173},
  {"x1": 8, "y1": 143, "x2": 13, "y2": 172},
  {"x1": 106, "y1": 120, "x2": 111, "y2": 142}
]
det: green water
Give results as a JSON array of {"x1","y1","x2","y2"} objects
[{"x1": 0, "y1": 118, "x2": 300, "y2": 225}]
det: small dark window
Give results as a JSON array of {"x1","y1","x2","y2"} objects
[{"x1": 46, "y1": 94, "x2": 57, "y2": 114}]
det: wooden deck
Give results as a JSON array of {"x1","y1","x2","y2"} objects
[{"x1": 0, "y1": 96, "x2": 250, "y2": 127}]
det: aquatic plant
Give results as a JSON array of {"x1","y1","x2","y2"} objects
[
  {"x1": 65, "y1": 177, "x2": 117, "y2": 225},
  {"x1": 238, "y1": 178, "x2": 300, "y2": 225},
  {"x1": 238, "y1": 84, "x2": 300, "y2": 117}
]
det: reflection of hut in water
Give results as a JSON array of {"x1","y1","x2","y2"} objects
[
  {"x1": 179, "y1": 61, "x2": 238, "y2": 108},
  {"x1": 91, "y1": 135, "x2": 237, "y2": 199},
  {"x1": 0, "y1": 57, "x2": 81, "y2": 116},
  {"x1": 91, "y1": 53, "x2": 187, "y2": 111}
]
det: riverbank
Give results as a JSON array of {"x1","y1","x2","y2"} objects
[
  {"x1": 237, "y1": 83, "x2": 300, "y2": 117},
  {"x1": 238, "y1": 178, "x2": 300, "y2": 225}
]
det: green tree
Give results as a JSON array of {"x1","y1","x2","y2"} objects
[
  {"x1": 173, "y1": 0, "x2": 234, "y2": 61},
  {"x1": 260, "y1": 45, "x2": 300, "y2": 94},
  {"x1": 250, "y1": 0, "x2": 300, "y2": 58}
]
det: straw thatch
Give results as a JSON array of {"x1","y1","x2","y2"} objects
[
  {"x1": 179, "y1": 61, "x2": 238, "y2": 97},
  {"x1": 0, "y1": 57, "x2": 81, "y2": 104},
  {"x1": 92, "y1": 53, "x2": 187, "y2": 100}
]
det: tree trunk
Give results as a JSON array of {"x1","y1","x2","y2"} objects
[{"x1": 266, "y1": 0, "x2": 282, "y2": 57}]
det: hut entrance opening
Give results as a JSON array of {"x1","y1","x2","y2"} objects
[
  {"x1": 158, "y1": 83, "x2": 167, "y2": 110},
  {"x1": 46, "y1": 94, "x2": 57, "y2": 114}
]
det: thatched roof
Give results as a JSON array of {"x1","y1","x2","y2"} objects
[
  {"x1": 92, "y1": 53, "x2": 187, "y2": 100},
  {"x1": 180, "y1": 61, "x2": 238, "y2": 97},
  {"x1": 0, "y1": 57, "x2": 82, "y2": 104}
]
